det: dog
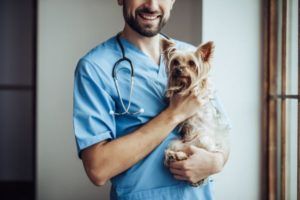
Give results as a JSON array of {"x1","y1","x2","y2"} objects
[{"x1": 161, "y1": 38, "x2": 230, "y2": 186}]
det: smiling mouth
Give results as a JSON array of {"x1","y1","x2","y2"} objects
[{"x1": 138, "y1": 12, "x2": 161, "y2": 21}]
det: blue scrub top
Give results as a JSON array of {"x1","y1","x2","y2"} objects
[{"x1": 73, "y1": 34, "x2": 225, "y2": 200}]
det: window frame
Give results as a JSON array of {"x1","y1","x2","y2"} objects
[{"x1": 262, "y1": 0, "x2": 299, "y2": 199}]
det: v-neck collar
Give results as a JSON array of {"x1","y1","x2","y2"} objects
[{"x1": 117, "y1": 35, "x2": 163, "y2": 75}]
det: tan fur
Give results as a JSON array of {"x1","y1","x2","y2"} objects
[{"x1": 161, "y1": 38, "x2": 230, "y2": 176}]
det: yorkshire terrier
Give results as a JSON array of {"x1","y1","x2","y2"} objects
[{"x1": 161, "y1": 38, "x2": 230, "y2": 187}]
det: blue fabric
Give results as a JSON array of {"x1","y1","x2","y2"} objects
[{"x1": 73, "y1": 34, "x2": 221, "y2": 199}]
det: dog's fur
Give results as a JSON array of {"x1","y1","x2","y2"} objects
[{"x1": 161, "y1": 38, "x2": 230, "y2": 186}]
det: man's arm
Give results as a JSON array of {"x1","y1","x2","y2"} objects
[
  {"x1": 81, "y1": 91, "x2": 205, "y2": 186},
  {"x1": 82, "y1": 108, "x2": 178, "y2": 186}
]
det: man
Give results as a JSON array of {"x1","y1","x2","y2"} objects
[{"x1": 73, "y1": 0, "x2": 230, "y2": 199}]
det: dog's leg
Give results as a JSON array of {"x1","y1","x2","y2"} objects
[
  {"x1": 164, "y1": 150, "x2": 176, "y2": 166},
  {"x1": 164, "y1": 150, "x2": 188, "y2": 166},
  {"x1": 181, "y1": 123, "x2": 198, "y2": 142}
]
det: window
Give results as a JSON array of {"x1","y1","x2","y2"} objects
[{"x1": 262, "y1": 0, "x2": 299, "y2": 199}]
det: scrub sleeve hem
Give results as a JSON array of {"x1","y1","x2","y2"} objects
[{"x1": 77, "y1": 131, "x2": 112, "y2": 158}]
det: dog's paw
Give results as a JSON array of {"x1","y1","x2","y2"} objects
[
  {"x1": 164, "y1": 150, "x2": 176, "y2": 166},
  {"x1": 165, "y1": 150, "x2": 188, "y2": 166},
  {"x1": 175, "y1": 151, "x2": 188, "y2": 161}
]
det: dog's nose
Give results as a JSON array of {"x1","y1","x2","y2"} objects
[{"x1": 174, "y1": 67, "x2": 182, "y2": 76}]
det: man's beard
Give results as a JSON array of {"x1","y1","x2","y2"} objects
[{"x1": 123, "y1": 6, "x2": 168, "y2": 37}]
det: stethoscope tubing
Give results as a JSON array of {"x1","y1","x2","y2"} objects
[
  {"x1": 110, "y1": 33, "x2": 140, "y2": 115},
  {"x1": 110, "y1": 33, "x2": 169, "y2": 115}
]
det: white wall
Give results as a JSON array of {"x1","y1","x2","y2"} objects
[
  {"x1": 202, "y1": 0, "x2": 261, "y2": 199},
  {"x1": 37, "y1": 0, "x2": 122, "y2": 199},
  {"x1": 37, "y1": 0, "x2": 202, "y2": 200},
  {"x1": 163, "y1": 0, "x2": 202, "y2": 45}
]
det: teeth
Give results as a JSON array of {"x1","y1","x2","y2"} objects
[{"x1": 140, "y1": 13, "x2": 158, "y2": 20}]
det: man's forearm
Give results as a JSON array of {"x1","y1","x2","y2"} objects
[{"x1": 82, "y1": 108, "x2": 182, "y2": 185}]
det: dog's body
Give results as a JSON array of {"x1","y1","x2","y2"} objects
[{"x1": 161, "y1": 39, "x2": 230, "y2": 186}]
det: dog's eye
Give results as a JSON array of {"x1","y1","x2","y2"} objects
[
  {"x1": 172, "y1": 59, "x2": 180, "y2": 66},
  {"x1": 188, "y1": 60, "x2": 196, "y2": 67}
]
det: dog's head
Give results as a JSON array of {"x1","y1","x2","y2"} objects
[{"x1": 161, "y1": 38, "x2": 214, "y2": 98}]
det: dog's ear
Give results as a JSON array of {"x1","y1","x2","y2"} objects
[
  {"x1": 195, "y1": 41, "x2": 214, "y2": 62},
  {"x1": 161, "y1": 38, "x2": 176, "y2": 61}
]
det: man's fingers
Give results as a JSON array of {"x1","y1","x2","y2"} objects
[
  {"x1": 186, "y1": 145, "x2": 198, "y2": 155},
  {"x1": 169, "y1": 160, "x2": 186, "y2": 170},
  {"x1": 169, "y1": 167, "x2": 186, "y2": 176}
]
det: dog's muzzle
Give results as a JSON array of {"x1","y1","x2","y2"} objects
[{"x1": 174, "y1": 67, "x2": 183, "y2": 76}]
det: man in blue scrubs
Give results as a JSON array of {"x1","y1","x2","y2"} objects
[{"x1": 73, "y1": 0, "x2": 230, "y2": 199}]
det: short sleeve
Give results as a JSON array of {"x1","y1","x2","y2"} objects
[{"x1": 73, "y1": 58, "x2": 116, "y2": 158}]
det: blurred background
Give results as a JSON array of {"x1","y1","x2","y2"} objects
[{"x1": 0, "y1": 0, "x2": 298, "y2": 199}]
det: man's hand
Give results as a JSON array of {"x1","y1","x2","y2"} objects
[
  {"x1": 168, "y1": 145, "x2": 227, "y2": 184},
  {"x1": 166, "y1": 91, "x2": 210, "y2": 125}
]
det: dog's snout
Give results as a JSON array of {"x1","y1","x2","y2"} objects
[
  {"x1": 174, "y1": 67, "x2": 184, "y2": 75},
  {"x1": 174, "y1": 68, "x2": 181, "y2": 75}
]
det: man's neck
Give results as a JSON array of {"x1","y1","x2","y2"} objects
[{"x1": 121, "y1": 25, "x2": 161, "y2": 65}]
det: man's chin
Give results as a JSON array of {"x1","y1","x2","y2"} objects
[
  {"x1": 137, "y1": 24, "x2": 160, "y2": 35},
  {"x1": 140, "y1": 31, "x2": 160, "y2": 37},
  {"x1": 134, "y1": 26, "x2": 160, "y2": 37},
  {"x1": 126, "y1": 18, "x2": 164, "y2": 37}
]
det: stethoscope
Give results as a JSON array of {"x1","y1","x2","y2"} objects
[{"x1": 109, "y1": 33, "x2": 169, "y2": 116}]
